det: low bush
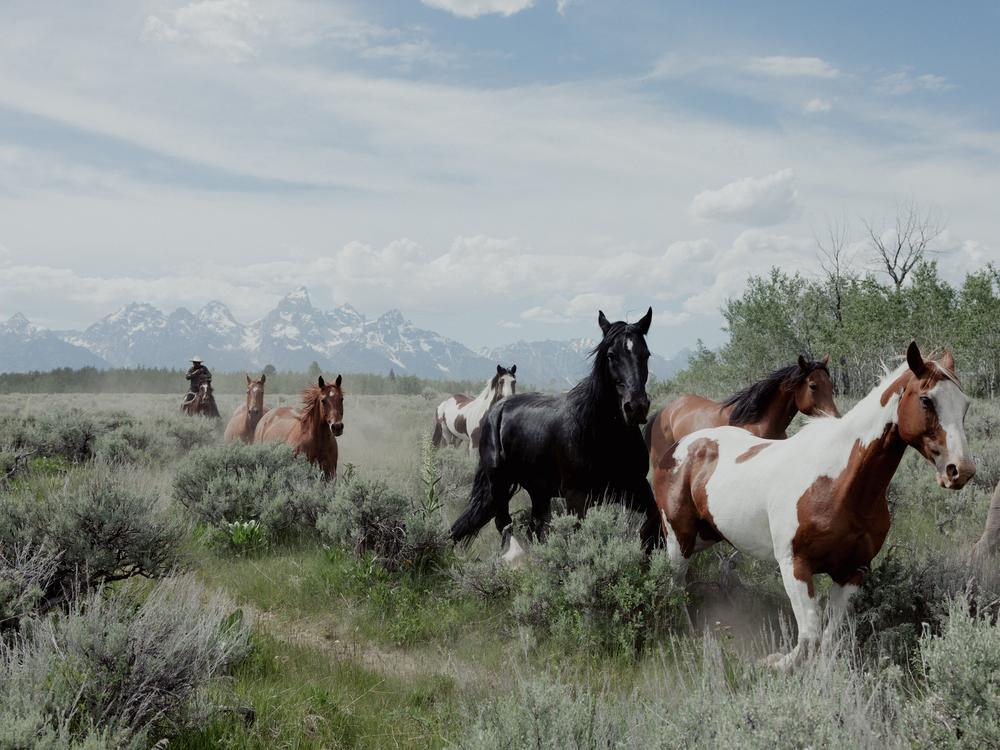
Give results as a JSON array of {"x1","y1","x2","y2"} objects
[
  {"x1": 0, "y1": 409, "x2": 129, "y2": 464},
  {"x1": 0, "y1": 542, "x2": 60, "y2": 629},
  {"x1": 0, "y1": 575, "x2": 251, "y2": 748},
  {"x1": 317, "y1": 473, "x2": 451, "y2": 574},
  {"x1": 451, "y1": 557, "x2": 518, "y2": 601},
  {"x1": 512, "y1": 507, "x2": 688, "y2": 653},
  {"x1": 94, "y1": 422, "x2": 172, "y2": 465},
  {"x1": 0, "y1": 461, "x2": 185, "y2": 620},
  {"x1": 173, "y1": 442, "x2": 329, "y2": 546},
  {"x1": 905, "y1": 595, "x2": 1000, "y2": 748}
]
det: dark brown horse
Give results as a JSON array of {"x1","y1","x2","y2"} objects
[
  {"x1": 253, "y1": 375, "x2": 343, "y2": 479},
  {"x1": 181, "y1": 381, "x2": 221, "y2": 418},
  {"x1": 224, "y1": 374, "x2": 267, "y2": 444}
]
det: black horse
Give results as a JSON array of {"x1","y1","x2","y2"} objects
[{"x1": 450, "y1": 307, "x2": 659, "y2": 551}]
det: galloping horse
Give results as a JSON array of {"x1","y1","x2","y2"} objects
[
  {"x1": 655, "y1": 343, "x2": 975, "y2": 670},
  {"x1": 433, "y1": 365, "x2": 517, "y2": 454},
  {"x1": 451, "y1": 308, "x2": 659, "y2": 553},
  {"x1": 224, "y1": 374, "x2": 268, "y2": 444},
  {"x1": 181, "y1": 381, "x2": 221, "y2": 418},
  {"x1": 646, "y1": 356, "x2": 839, "y2": 509},
  {"x1": 253, "y1": 375, "x2": 344, "y2": 479}
]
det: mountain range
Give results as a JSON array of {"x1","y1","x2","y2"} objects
[{"x1": 0, "y1": 287, "x2": 690, "y2": 384}]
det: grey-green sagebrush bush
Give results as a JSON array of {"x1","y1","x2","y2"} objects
[
  {"x1": 173, "y1": 442, "x2": 329, "y2": 546},
  {"x1": 0, "y1": 542, "x2": 60, "y2": 628},
  {"x1": 512, "y1": 507, "x2": 688, "y2": 653},
  {"x1": 0, "y1": 575, "x2": 251, "y2": 749},
  {"x1": 905, "y1": 596, "x2": 1000, "y2": 748},
  {"x1": 317, "y1": 473, "x2": 451, "y2": 574},
  {"x1": 0, "y1": 461, "x2": 185, "y2": 621}
]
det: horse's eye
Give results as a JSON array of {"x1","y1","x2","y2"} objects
[
  {"x1": 920, "y1": 396, "x2": 933, "y2": 410},
  {"x1": 809, "y1": 383, "x2": 817, "y2": 391}
]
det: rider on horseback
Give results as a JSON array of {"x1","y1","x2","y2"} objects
[{"x1": 184, "y1": 357, "x2": 211, "y2": 404}]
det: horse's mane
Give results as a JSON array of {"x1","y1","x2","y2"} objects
[
  {"x1": 298, "y1": 384, "x2": 323, "y2": 425},
  {"x1": 723, "y1": 360, "x2": 830, "y2": 426},
  {"x1": 567, "y1": 321, "x2": 632, "y2": 420}
]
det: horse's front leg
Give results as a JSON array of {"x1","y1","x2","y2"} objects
[
  {"x1": 765, "y1": 556, "x2": 821, "y2": 671},
  {"x1": 821, "y1": 575, "x2": 862, "y2": 649}
]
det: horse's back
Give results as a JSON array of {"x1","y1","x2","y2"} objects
[
  {"x1": 254, "y1": 406, "x2": 300, "y2": 444},
  {"x1": 223, "y1": 405, "x2": 247, "y2": 443}
]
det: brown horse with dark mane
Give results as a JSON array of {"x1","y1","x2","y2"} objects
[
  {"x1": 181, "y1": 381, "x2": 221, "y2": 418},
  {"x1": 253, "y1": 375, "x2": 344, "y2": 479},
  {"x1": 224, "y1": 374, "x2": 268, "y2": 444}
]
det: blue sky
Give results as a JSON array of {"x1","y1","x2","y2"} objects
[{"x1": 1, "y1": 0, "x2": 998, "y2": 357}]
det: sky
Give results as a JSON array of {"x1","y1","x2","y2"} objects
[{"x1": 1, "y1": 0, "x2": 999, "y2": 356}]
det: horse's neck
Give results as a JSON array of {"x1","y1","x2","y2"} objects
[
  {"x1": 572, "y1": 375, "x2": 627, "y2": 435},
  {"x1": 756, "y1": 390, "x2": 798, "y2": 438},
  {"x1": 471, "y1": 380, "x2": 495, "y2": 407}
]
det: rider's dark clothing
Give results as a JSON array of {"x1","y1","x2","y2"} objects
[{"x1": 185, "y1": 364, "x2": 211, "y2": 394}]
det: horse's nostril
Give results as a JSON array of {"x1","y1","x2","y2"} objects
[{"x1": 947, "y1": 464, "x2": 959, "y2": 481}]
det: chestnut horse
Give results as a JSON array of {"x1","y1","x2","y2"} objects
[
  {"x1": 646, "y1": 356, "x2": 839, "y2": 515},
  {"x1": 432, "y1": 365, "x2": 517, "y2": 455},
  {"x1": 655, "y1": 343, "x2": 975, "y2": 670},
  {"x1": 181, "y1": 381, "x2": 221, "y2": 418},
  {"x1": 253, "y1": 375, "x2": 344, "y2": 479},
  {"x1": 224, "y1": 374, "x2": 268, "y2": 444}
]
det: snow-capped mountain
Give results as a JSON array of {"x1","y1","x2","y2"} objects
[{"x1": 0, "y1": 289, "x2": 691, "y2": 383}]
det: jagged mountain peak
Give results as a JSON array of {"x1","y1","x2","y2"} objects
[{"x1": 4, "y1": 312, "x2": 36, "y2": 335}]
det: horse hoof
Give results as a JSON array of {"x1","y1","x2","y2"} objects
[{"x1": 761, "y1": 651, "x2": 796, "y2": 672}]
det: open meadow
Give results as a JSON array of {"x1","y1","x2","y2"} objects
[{"x1": 2, "y1": 385, "x2": 1000, "y2": 749}]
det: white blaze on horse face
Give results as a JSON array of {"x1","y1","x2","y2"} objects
[
  {"x1": 500, "y1": 374, "x2": 515, "y2": 398},
  {"x1": 626, "y1": 336, "x2": 634, "y2": 352},
  {"x1": 927, "y1": 378, "x2": 972, "y2": 481}
]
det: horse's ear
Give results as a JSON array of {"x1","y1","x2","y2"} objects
[
  {"x1": 260, "y1": 373, "x2": 266, "y2": 384},
  {"x1": 636, "y1": 306, "x2": 653, "y2": 335},
  {"x1": 598, "y1": 310, "x2": 611, "y2": 335},
  {"x1": 318, "y1": 375, "x2": 326, "y2": 388},
  {"x1": 907, "y1": 341, "x2": 927, "y2": 377},
  {"x1": 335, "y1": 374, "x2": 342, "y2": 388},
  {"x1": 497, "y1": 364, "x2": 503, "y2": 375},
  {"x1": 798, "y1": 355, "x2": 808, "y2": 371},
  {"x1": 822, "y1": 353, "x2": 830, "y2": 366},
  {"x1": 246, "y1": 374, "x2": 251, "y2": 385},
  {"x1": 510, "y1": 364, "x2": 516, "y2": 375},
  {"x1": 940, "y1": 351, "x2": 955, "y2": 372}
]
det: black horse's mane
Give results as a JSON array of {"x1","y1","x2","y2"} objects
[
  {"x1": 567, "y1": 321, "x2": 635, "y2": 422},
  {"x1": 722, "y1": 360, "x2": 829, "y2": 426}
]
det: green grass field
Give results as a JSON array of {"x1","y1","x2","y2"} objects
[{"x1": 2, "y1": 389, "x2": 999, "y2": 748}]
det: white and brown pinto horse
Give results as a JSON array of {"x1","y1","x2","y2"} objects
[
  {"x1": 253, "y1": 375, "x2": 344, "y2": 479},
  {"x1": 224, "y1": 374, "x2": 267, "y2": 444},
  {"x1": 432, "y1": 365, "x2": 516, "y2": 455},
  {"x1": 656, "y1": 343, "x2": 975, "y2": 670}
]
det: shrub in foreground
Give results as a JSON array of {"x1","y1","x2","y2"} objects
[
  {"x1": 0, "y1": 576, "x2": 251, "y2": 748},
  {"x1": 512, "y1": 507, "x2": 687, "y2": 653},
  {"x1": 318, "y1": 473, "x2": 450, "y2": 573},
  {"x1": 173, "y1": 442, "x2": 329, "y2": 546},
  {"x1": 0, "y1": 461, "x2": 185, "y2": 620}
]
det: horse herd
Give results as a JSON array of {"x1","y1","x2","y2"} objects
[{"x1": 212, "y1": 306, "x2": 976, "y2": 670}]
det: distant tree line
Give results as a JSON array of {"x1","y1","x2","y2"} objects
[
  {"x1": 671, "y1": 259, "x2": 1000, "y2": 400},
  {"x1": 0, "y1": 363, "x2": 480, "y2": 397}
]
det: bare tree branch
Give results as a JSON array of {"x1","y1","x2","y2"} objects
[{"x1": 863, "y1": 200, "x2": 945, "y2": 291}]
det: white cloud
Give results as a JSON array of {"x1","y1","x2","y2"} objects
[
  {"x1": 144, "y1": 0, "x2": 263, "y2": 62},
  {"x1": 804, "y1": 97, "x2": 832, "y2": 113},
  {"x1": 420, "y1": 0, "x2": 534, "y2": 18},
  {"x1": 873, "y1": 70, "x2": 954, "y2": 96},
  {"x1": 746, "y1": 56, "x2": 840, "y2": 78},
  {"x1": 690, "y1": 169, "x2": 800, "y2": 226}
]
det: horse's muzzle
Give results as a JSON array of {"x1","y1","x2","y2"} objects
[
  {"x1": 623, "y1": 397, "x2": 650, "y2": 427},
  {"x1": 330, "y1": 422, "x2": 344, "y2": 437},
  {"x1": 939, "y1": 457, "x2": 976, "y2": 489}
]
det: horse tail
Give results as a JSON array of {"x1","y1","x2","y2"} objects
[
  {"x1": 450, "y1": 404, "x2": 505, "y2": 545},
  {"x1": 643, "y1": 407, "x2": 661, "y2": 452}
]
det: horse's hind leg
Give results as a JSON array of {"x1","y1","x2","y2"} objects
[{"x1": 526, "y1": 488, "x2": 553, "y2": 542}]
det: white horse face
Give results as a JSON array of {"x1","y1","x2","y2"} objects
[{"x1": 499, "y1": 373, "x2": 516, "y2": 398}]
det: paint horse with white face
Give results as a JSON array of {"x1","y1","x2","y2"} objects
[
  {"x1": 655, "y1": 343, "x2": 975, "y2": 670},
  {"x1": 432, "y1": 365, "x2": 517, "y2": 455},
  {"x1": 224, "y1": 374, "x2": 268, "y2": 444}
]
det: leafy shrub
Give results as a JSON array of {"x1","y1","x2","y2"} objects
[
  {"x1": 905, "y1": 596, "x2": 1000, "y2": 748},
  {"x1": 451, "y1": 557, "x2": 518, "y2": 601},
  {"x1": 173, "y1": 442, "x2": 329, "y2": 546},
  {"x1": 154, "y1": 413, "x2": 218, "y2": 454},
  {"x1": 93, "y1": 422, "x2": 172, "y2": 465},
  {"x1": 0, "y1": 410, "x2": 109, "y2": 463},
  {"x1": 0, "y1": 542, "x2": 60, "y2": 629},
  {"x1": 0, "y1": 576, "x2": 251, "y2": 748},
  {"x1": 206, "y1": 519, "x2": 269, "y2": 556},
  {"x1": 318, "y1": 473, "x2": 450, "y2": 574},
  {"x1": 852, "y1": 547, "x2": 1000, "y2": 664},
  {"x1": 0, "y1": 461, "x2": 185, "y2": 620},
  {"x1": 512, "y1": 507, "x2": 687, "y2": 653}
]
